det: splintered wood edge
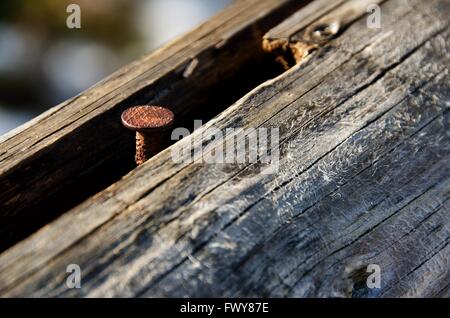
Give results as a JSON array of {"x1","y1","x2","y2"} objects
[
  {"x1": 0, "y1": 0, "x2": 296, "y2": 172},
  {"x1": 263, "y1": 0, "x2": 386, "y2": 67}
]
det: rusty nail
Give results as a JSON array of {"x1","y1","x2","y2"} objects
[{"x1": 121, "y1": 105, "x2": 175, "y2": 165}]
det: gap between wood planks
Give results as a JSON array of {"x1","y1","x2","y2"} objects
[
  {"x1": 0, "y1": 0, "x2": 309, "y2": 253},
  {"x1": 262, "y1": 0, "x2": 388, "y2": 68}
]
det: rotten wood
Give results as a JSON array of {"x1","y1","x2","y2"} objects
[
  {"x1": 0, "y1": 0, "x2": 448, "y2": 297},
  {"x1": 263, "y1": 0, "x2": 386, "y2": 67}
]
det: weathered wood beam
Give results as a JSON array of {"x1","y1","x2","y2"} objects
[
  {"x1": 0, "y1": 0, "x2": 448, "y2": 297},
  {"x1": 0, "y1": 0, "x2": 307, "y2": 251}
]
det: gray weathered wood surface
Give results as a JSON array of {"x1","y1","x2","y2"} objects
[
  {"x1": 0, "y1": 0, "x2": 448, "y2": 297},
  {"x1": 0, "y1": 0, "x2": 306, "y2": 251}
]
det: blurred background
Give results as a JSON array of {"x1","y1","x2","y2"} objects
[{"x1": 0, "y1": 0, "x2": 231, "y2": 136}]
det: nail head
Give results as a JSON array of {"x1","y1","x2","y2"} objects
[{"x1": 121, "y1": 105, "x2": 174, "y2": 132}]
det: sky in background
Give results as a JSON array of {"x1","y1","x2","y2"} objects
[{"x1": 0, "y1": 0, "x2": 231, "y2": 136}]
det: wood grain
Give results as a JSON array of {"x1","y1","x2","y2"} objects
[
  {"x1": 0, "y1": 0, "x2": 448, "y2": 297},
  {"x1": 0, "y1": 0, "x2": 307, "y2": 251},
  {"x1": 263, "y1": 0, "x2": 386, "y2": 66}
]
